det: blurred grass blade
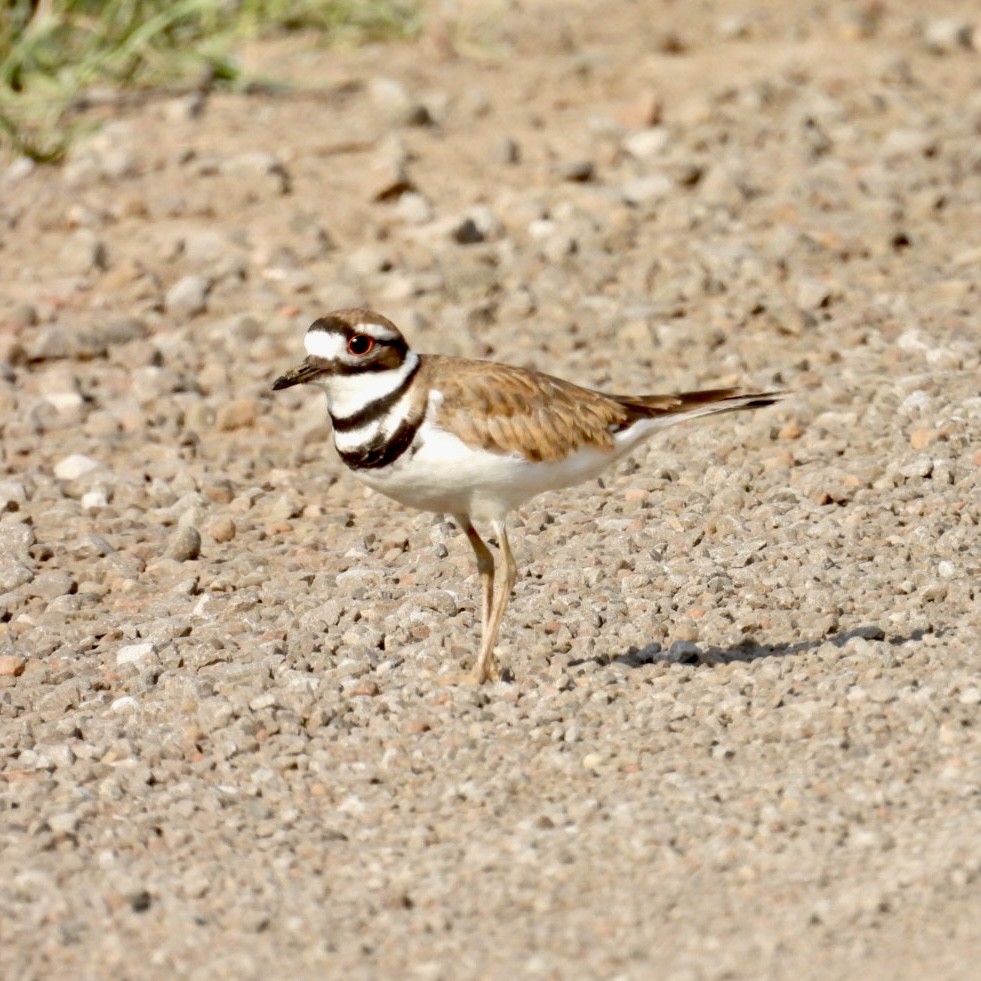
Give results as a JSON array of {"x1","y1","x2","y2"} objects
[{"x1": 0, "y1": 0, "x2": 420, "y2": 162}]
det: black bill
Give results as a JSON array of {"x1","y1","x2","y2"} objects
[{"x1": 272, "y1": 359, "x2": 323, "y2": 390}]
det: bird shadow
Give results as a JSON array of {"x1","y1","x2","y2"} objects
[{"x1": 569, "y1": 625, "x2": 937, "y2": 670}]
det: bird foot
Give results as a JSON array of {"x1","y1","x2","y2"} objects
[{"x1": 438, "y1": 659, "x2": 501, "y2": 686}]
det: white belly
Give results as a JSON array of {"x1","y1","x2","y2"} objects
[{"x1": 353, "y1": 420, "x2": 622, "y2": 522}]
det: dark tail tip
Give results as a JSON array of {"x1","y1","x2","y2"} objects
[{"x1": 741, "y1": 394, "x2": 784, "y2": 410}]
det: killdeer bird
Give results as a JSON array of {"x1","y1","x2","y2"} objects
[{"x1": 273, "y1": 309, "x2": 782, "y2": 683}]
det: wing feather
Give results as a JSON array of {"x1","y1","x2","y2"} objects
[
  {"x1": 422, "y1": 356, "x2": 629, "y2": 461},
  {"x1": 420, "y1": 356, "x2": 782, "y2": 462}
]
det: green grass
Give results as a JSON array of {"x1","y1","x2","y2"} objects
[{"x1": 0, "y1": 0, "x2": 420, "y2": 162}]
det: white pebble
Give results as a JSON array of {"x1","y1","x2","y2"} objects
[
  {"x1": 165, "y1": 275, "x2": 211, "y2": 318},
  {"x1": 899, "y1": 390, "x2": 931, "y2": 413},
  {"x1": 622, "y1": 127, "x2": 671, "y2": 159},
  {"x1": 923, "y1": 18, "x2": 973, "y2": 53},
  {"x1": 116, "y1": 643, "x2": 156, "y2": 667},
  {"x1": 110, "y1": 696, "x2": 140, "y2": 714},
  {"x1": 81, "y1": 490, "x2": 108, "y2": 510},
  {"x1": 44, "y1": 392, "x2": 84, "y2": 412},
  {"x1": 48, "y1": 812, "x2": 80, "y2": 835},
  {"x1": 54, "y1": 454, "x2": 102, "y2": 480}
]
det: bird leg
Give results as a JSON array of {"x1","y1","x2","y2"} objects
[
  {"x1": 471, "y1": 519, "x2": 517, "y2": 684},
  {"x1": 457, "y1": 514, "x2": 494, "y2": 639},
  {"x1": 440, "y1": 516, "x2": 516, "y2": 684}
]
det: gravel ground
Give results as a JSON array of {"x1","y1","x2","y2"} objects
[{"x1": 1, "y1": 1, "x2": 980, "y2": 978}]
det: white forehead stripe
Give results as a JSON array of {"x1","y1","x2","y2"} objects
[
  {"x1": 304, "y1": 329, "x2": 346, "y2": 360},
  {"x1": 354, "y1": 321, "x2": 400, "y2": 342},
  {"x1": 304, "y1": 319, "x2": 401, "y2": 358}
]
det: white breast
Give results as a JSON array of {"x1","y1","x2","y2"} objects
[{"x1": 354, "y1": 417, "x2": 621, "y2": 523}]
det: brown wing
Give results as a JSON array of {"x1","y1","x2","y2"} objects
[
  {"x1": 421, "y1": 356, "x2": 629, "y2": 462},
  {"x1": 422, "y1": 356, "x2": 783, "y2": 463}
]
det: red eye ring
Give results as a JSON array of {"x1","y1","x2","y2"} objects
[{"x1": 347, "y1": 334, "x2": 375, "y2": 356}]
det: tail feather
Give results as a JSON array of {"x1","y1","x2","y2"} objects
[{"x1": 613, "y1": 388, "x2": 785, "y2": 430}]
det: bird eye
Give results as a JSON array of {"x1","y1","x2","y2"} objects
[{"x1": 347, "y1": 334, "x2": 375, "y2": 356}]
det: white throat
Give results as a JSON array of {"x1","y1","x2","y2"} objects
[{"x1": 318, "y1": 351, "x2": 420, "y2": 420}]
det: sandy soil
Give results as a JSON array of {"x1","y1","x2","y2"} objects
[{"x1": 1, "y1": 1, "x2": 980, "y2": 978}]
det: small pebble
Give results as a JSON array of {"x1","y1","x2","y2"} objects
[
  {"x1": 559, "y1": 160, "x2": 595, "y2": 183},
  {"x1": 165, "y1": 275, "x2": 211, "y2": 319},
  {"x1": 48, "y1": 812, "x2": 80, "y2": 835},
  {"x1": 116, "y1": 643, "x2": 156, "y2": 667},
  {"x1": 0, "y1": 654, "x2": 26, "y2": 677},
  {"x1": 923, "y1": 18, "x2": 974, "y2": 53},
  {"x1": 206, "y1": 516, "x2": 237, "y2": 543},
  {"x1": 54, "y1": 454, "x2": 102, "y2": 480},
  {"x1": 166, "y1": 526, "x2": 201, "y2": 562},
  {"x1": 451, "y1": 217, "x2": 484, "y2": 245}
]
